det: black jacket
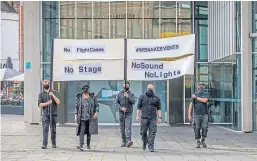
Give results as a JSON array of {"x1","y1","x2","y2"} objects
[
  {"x1": 115, "y1": 90, "x2": 136, "y2": 113},
  {"x1": 137, "y1": 91, "x2": 161, "y2": 119},
  {"x1": 38, "y1": 90, "x2": 58, "y2": 116},
  {"x1": 75, "y1": 92, "x2": 99, "y2": 136}
]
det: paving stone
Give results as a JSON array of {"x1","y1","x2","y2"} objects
[{"x1": 2, "y1": 115, "x2": 257, "y2": 161}]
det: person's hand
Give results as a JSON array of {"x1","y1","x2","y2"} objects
[
  {"x1": 188, "y1": 115, "x2": 192, "y2": 121},
  {"x1": 124, "y1": 92, "x2": 128, "y2": 97},
  {"x1": 93, "y1": 112, "x2": 98, "y2": 119},
  {"x1": 74, "y1": 115, "x2": 78, "y2": 123},
  {"x1": 157, "y1": 118, "x2": 162, "y2": 124},
  {"x1": 192, "y1": 94, "x2": 197, "y2": 99},
  {"x1": 121, "y1": 107, "x2": 126, "y2": 112},
  {"x1": 47, "y1": 100, "x2": 52, "y2": 105},
  {"x1": 136, "y1": 116, "x2": 140, "y2": 123},
  {"x1": 49, "y1": 92, "x2": 54, "y2": 97}
]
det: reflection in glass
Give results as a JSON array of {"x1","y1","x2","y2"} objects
[
  {"x1": 76, "y1": 2, "x2": 92, "y2": 39},
  {"x1": 93, "y1": 1, "x2": 109, "y2": 39},
  {"x1": 144, "y1": 1, "x2": 159, "y2": 39},
  {"x1": 42, "y1": 1, "x2": 59, "y2": 79},
  {"x1": 110, "y1": 2, "x2": 126, "y2": 38},
  {"x1": 127, "y1": 2, "x2": 143, "y2": 38}
]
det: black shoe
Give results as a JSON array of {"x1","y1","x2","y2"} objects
[
  {"x1": 201, "y1": 140, "x2": 207, "y2": 148},
  {"x1": 149, "y1": 149, "x2": 154, "y2": 152},
  {"x1": 121, "y1": 142, "x2": 126, "y2": 147},
  {"x1": 142, "y1": 143, "x2": 146, "y2": 150},
  {"x1": 86, "y1": 135, "x2": 91, "y2": 149},
  {"x1": 196, "y1": 140, "x2": 201, "y2": 148},
  {"x1": 52, "y1": 144, "x2": 56, "y2": 148},
  {"x1": 77, "y1": 145, "x2": 84, "y2": 151},
  {"x1": 41, "y1": 145, "x2": 47, "y2": 149},
  {"x1": 127, "y1": 141, "x2": 133, "y2": 147}
]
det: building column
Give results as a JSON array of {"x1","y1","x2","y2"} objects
[
  {"x1": 241, "y1": 1, "x2": 252, "y2": 132},
  {"x1": 24, "y1": 1, "x2": 41, "y2": 123}
]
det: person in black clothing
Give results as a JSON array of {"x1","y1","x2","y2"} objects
[
  {"x1": 38, "y1": 79, "x2": 60, "y2": 149},
  {"x1": 188, "y1": 82, "x2": 209, "y2": 148},
  {"x1": 136, "y1": 84, "x2": 162, "y2": 152},
  {"x1": 116, "y1": 82, "x2": 136, "y2": 147},
  {"x1": 75, "y1": 83, "x2": 99, "y2": 151}
]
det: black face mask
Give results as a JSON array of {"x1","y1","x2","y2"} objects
[
  {"x1": 146, "y1": 88, "x2": 154, "y2": 96},
  {"x1": 83, "y1": 89, "x2": 89, "y2": 94},
  {"x1": 198, "y1": 87, "x2": 205, "y2": 94},
  {"x1": 124, "y1": 87, "x2": 129, "y2": 91},
  {"x1": 43, "y1": 84, "x2": 50, "y2": 90}
]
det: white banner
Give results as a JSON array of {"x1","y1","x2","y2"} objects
[
  {"x1": 53, "y1": 37, "x2": 195, "y2": 81},
  {"x1": 53, "y1": 60, "x2": 124, "y2": 81},
  {"x1": 127, "y1": 34, "x2": 195, "y2": 60},
  {"x1": 53, "y1": 39, "x2": 124, "y2": 81},
  {"x1": 127, "y1": 55, "x2": 194, "y2": 80},
  {"x1": 54, "y1": 39, "x2": 124, "y2": 60}
]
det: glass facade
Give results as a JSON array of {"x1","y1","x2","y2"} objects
[
  {"x1": 42, "y1": 1, "x2": 195, "y2": 124},
  {"x1": 42, "y1": 1, "x2": 243, "y2": 126}
]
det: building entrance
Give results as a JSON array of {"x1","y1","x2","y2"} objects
[{"x1": 64, "y1": 80, "x2": 168, "y2": 124}]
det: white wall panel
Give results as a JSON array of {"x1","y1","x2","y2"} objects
[{"x1": 208, "y1": 2, "x2": 235, "y2": 62}]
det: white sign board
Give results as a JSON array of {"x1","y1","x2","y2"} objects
[
  {"x1": 53, "y1": 39, "x2": 124, "y2": 81},
  {"x1": 127, "y1": 34, "x2": 195, "y2": 60},
  {"x1": 127, "y1": 55, "x2": 194, "y2": 80},
  {"x1": 53, "y1": 60, "x2": 124, "y2": 81},
  {"x1": 54, "y1": 39, "x2": 124, "y2": 60}
]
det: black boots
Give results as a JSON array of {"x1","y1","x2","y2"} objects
[
  {"x1": 201, "y1": 138, "x2": 207, "y2": 148},
  {"x1": 86, "y1": 134, "x2": 91, "y2": 149},
  {"x1": 196, "y1": 140, "x2": 201, "y2": 148},
  {"x1": 77, "y1": 145, "x2": 84, "y2": 151},
  {"x1": 142, "y1": 143, "x2": 147, "y2": 150},
  {"x1": 196, "y1": 138, "x2": 207, "y2": 148},
  {"x1": 41, "y1": 145, "x2": 47, "y2": 149},
  {"x1": 121, "y1": 141, "x2": 126, "y2": 147}
]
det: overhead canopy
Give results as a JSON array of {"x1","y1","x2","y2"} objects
[
  {"x1": 0, "y1": 68, "x2": 22, "y2": 81},
  {"x1": 6, "y1": 73, "x2": 24, "y2": 81}
]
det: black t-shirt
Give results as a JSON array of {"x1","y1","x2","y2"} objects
[{"x1": 191, "y1": 91, "x2": 209, "y2": 115}]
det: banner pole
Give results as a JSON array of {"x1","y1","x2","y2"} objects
[
  {"x1": 50, "y1": 39, "x2": 54, "y2": 89},
  {"x1": 124, "y1": 39, "x2": 127, "y2": 84},
  {"x1": 49, "y1": 38, "x2": 54, "y2": 132},
  {"x1": 124, "y1": 38, "x2": 127, "y2": 127}
]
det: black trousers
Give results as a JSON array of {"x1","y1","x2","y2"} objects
[
  {"x1": 193, "y1": 114, "x2": 209, "y2": 140},
  {"x1": 79, "y1": 120, "x2": 91, "y2": 146},
  {"x1": 42, "y1": 115, "x2": 57, "y2": 146},
  {"x1": 140, "y1": 118, "x2": 157, "y2": 149}
]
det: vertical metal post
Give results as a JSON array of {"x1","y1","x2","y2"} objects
[
  {"x1": 49, "y1": 38, "x2": 55, "y2": 131},
  {"x1": 126, "y1": 1, "x2": 128, "y2": 38},
  {"x1": 192, "y1": 1, "x2": 196, "y2": 92},
  {"x1": 50, "y1": 39, "x2": 54, "y2": 89},
  {"x1": 124, "y1": 39, "x2": 127, "y2": 87},
  {"x1": 124, "y1": 38, "x2": 127, "y2": 128}
]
